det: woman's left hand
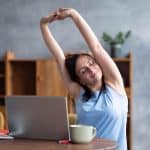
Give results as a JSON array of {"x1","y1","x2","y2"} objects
[{"x1": 55, "y1": 8, "x2": 74, "y2": 20}]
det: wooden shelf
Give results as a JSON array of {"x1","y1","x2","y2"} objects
[
  {"x1": 0, "y1": 95, "x2": 5, "y2": 100},
  {"x1": 0, "y1": 60, "x2": 5, "y2": 96},
  {"x1": 127, "y1": 114, "x2": 131, "y2": 118},
  {"x1": 7, "y1": 61, "x2": 36, "y2": 95},
  {"x1": 125, "y1": 87, "x2": 131, "y2": 97},
  {"x1": 8, "y1": 59, "x2": 36, "y2": 62},
  {"x1": 0, "y1": 74, "x2": 5, "y2": 78},
  {"x1": 3, "y1": 51, "x2": 67, "y2": 97},
  {"x1": 113, "y1": 58, "x2": 130, "y2": 62},
  {"x1": 0, "y1": 78, "x2": 5, "y2": 95}
]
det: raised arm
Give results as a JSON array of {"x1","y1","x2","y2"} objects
[
  {"x1": 66, "y1": 8, "x2": 126, "y2": 95},
  {"x1": 40, "y1": 12, "x2": 80, "y2": 97}
]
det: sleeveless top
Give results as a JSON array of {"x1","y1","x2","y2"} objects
[{"x1": 75, "y1": 85, "x2": 128, "y2": 150}]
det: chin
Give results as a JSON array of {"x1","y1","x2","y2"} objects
[{"x1": 92, "y1": 78, "x2": 101, "y2": 85}]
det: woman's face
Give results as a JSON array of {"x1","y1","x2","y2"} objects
[{"x1": 75, "y1": 55, "x2": 102, "y2": 88}]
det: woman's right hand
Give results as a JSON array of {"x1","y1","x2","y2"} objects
[
  {"x1": 40, "y1": 12, "x2": 58, "y2": 24},
  {"x1": 40, "y1": 8, "x2": 76, "y2": 25},
  {"x1": 54, "y1": 8, "x2": 75, "y2": 20}
]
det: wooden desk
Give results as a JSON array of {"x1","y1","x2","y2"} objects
[{"x1": 0, "y1": 138, "x2": 117, "y2": 150}]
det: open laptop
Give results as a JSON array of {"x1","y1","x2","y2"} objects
[{"x1": 5, "y1": 96, "x2": 70, "y2": 140}]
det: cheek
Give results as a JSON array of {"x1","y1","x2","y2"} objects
[
  {"x1": 95, "y1": 66, "x2": 103, "y2": 77},
  {"x1": 78, "y1": 74, "x2": 89, "y2": 85},
  {"x1": 79, "y1": 74, "x2": 87, "y2": 81},
  {"x1": 76, "y1": 72, "x2": 85, "y2": 83}
]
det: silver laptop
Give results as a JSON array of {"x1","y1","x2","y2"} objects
[{"x1": 5, "y1": 96, "x2": 70, "y2": 140}]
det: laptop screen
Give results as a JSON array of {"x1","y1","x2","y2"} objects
[{"x1": 5, "y1": 96, "x2": 70, "y2": 140}]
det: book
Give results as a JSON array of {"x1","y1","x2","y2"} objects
[{"x1": 0, "y1": 129, "x2": 14, "y2": 140}]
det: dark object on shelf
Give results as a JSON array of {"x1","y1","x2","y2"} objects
[{"x1": 102, "y1": 31, "x2": 131, "y2": 57}]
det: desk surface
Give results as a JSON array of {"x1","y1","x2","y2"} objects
[{"x1": 0, "y1": 138, "x2": 117, "y2": 150}]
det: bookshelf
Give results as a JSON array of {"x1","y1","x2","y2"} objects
[
  {"x1": 114, "y1": 53, "x2": 133, "y2": 150},
  {"x1": 0, "y1": 51, "x2": 132, "y2": 150}
]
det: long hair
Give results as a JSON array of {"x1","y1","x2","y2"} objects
[{"x1": 65, "y1": 53, "x2": 96, "y2": 101}]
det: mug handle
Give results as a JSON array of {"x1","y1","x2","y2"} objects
[{"x1": 92, "y1": 127, "x2": 96, "y2": 138}]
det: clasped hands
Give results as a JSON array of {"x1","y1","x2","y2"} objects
[{"x1": 40, "y1": 8, "x2": 75, "y2": 24}]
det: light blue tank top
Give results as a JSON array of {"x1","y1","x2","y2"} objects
[{"x1": 75, "y1": 85, "x2": 128, "y2": 150}]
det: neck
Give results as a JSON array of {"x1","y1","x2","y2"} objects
[{"x1": 89, "y1": 79, "x2": 103, "y2": 92}]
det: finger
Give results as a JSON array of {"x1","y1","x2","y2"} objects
[
  {"x1": 59, "y1": 8, "x2": 68, "y2": 11},
  {"x1": 53, "y1": 14, "x2": 57, "y2": 18},
  {"x1": 56, "y1": 8, "x2": 61, "y2": 14},
  {"x1": 47, "y1": 14, "x2": 57, "y2": 23}
]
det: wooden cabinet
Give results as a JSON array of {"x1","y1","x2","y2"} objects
[
  {"x1": 5, "y1": 59, "x2": 66, "y2": 96},
  {"x1": 4, "y1": 52, "x2": 67, "y2": 96},
  {"x1": 6, "y1": 60, "x2": 36, "y2": 95},
  {"x1": 36, "y1": 59, "x2": 67, "y2": 96}
]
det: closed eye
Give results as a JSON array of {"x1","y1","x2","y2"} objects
[
  {"x1": 80, "y1": 68, "x2": 88, "y2": 75},
  {"x1": 78, "y1": 58, "x2": 96, "y2": 75}
]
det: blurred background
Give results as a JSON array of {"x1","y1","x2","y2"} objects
[{"x1": 0, "y1": 0, "x2": 150, "y2": 149}]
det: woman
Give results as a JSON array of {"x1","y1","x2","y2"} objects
[{"x1": 40, "y1": 8, "x2": 128, "y2": 150}]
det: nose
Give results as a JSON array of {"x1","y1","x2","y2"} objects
[{"x1": 88, "y1": 68, "x2": 95, "y2": 76}]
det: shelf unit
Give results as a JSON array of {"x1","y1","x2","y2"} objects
[
  {"x1": 6, "y1": 60, "x2": 36, "y2": 95},
  {"x1": 114, "y1": 53, "x2": 132, "y2": 150},
  {"x1": 4, "y1": 52, "x2": 67, "y2": 97},
  {"x1": 0, "y1": 60, "x2": 6, "y2": 129},
  {"x1": 0, "y1": 51, "x2": 67, "y2": 128},
  {"x1": 0, "y1": 61, "x2": 5, "y2": 97},
  {"x1": 0, "y1": 51, "x2": 132, "y2": 150}
]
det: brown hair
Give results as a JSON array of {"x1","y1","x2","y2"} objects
[{"x1": 65, "y1": 53, "x2": 95, "y2": 101}]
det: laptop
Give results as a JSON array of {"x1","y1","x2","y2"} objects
[{"x1": 5, "y1": 96, "x2": 70, "y2": 140}]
